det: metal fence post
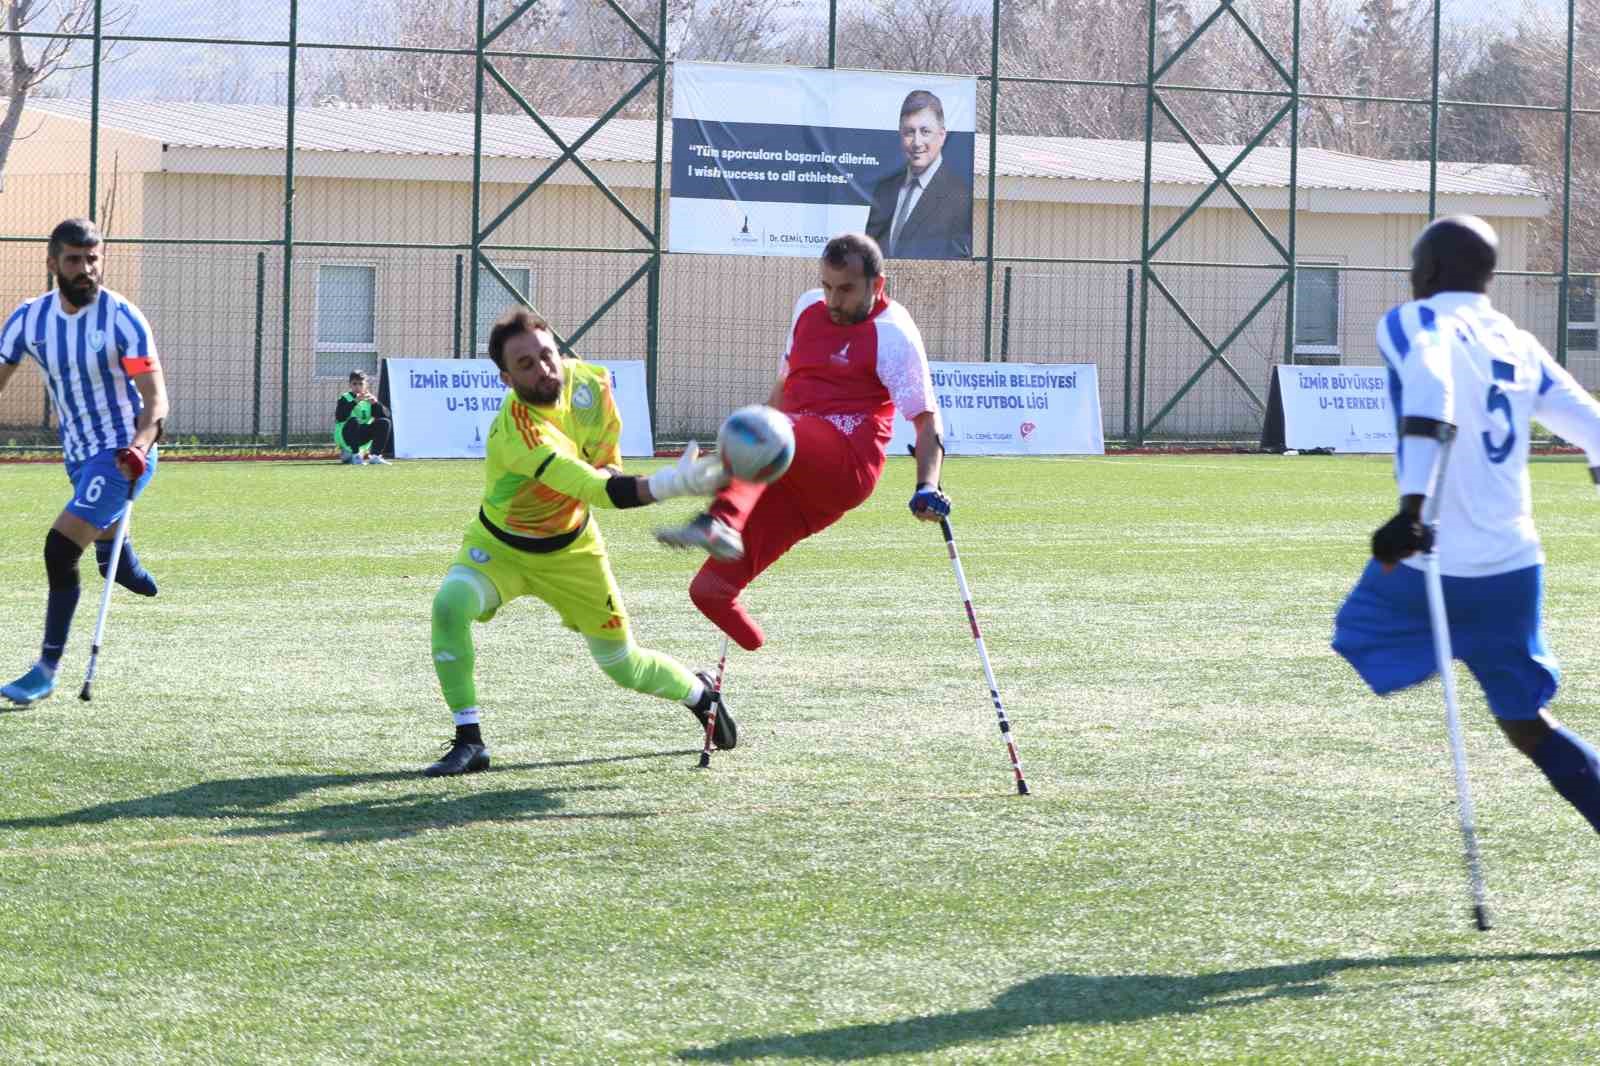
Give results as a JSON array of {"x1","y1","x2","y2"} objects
[
  {"x1": 1282, "y1": 0, "x2": 1302, "y2": 369},
  {"x1": 253, "y1": 251, "x2": 265, "y2": 438},
  {"x1": 1123, "y1": 267, "x2": 1134, "y2": 441},
  {"x1": 1558, "y1": 0, "x2": 1577, "y2": 367},
  {"x1": 649, "y1": 0, "x2": 667, "y2": 440},
  {"x1": 88, "y1": 0, "x2": 102, "y2": 219},
  {"x1": 278, "y1": 0, "x2": 299, "y2": 448},
  {"x1": 980, "y1": 0, "x2": 1002, "y2": 361},
  {"x1": 453, "y1": 253, "x2": 464, "y2": 359},
  {"x1": 469, "y1": 0, "x2": 486, "y2": 361},
  {"x1": 646, "y1": 258, "x2": 660, "y2": 436},
  {"x1": 1135, "y1": 0, "x2": 1156, "y2": 447},
  {"x1": 1427, "y1": 0, "x2": 1440, "y2": 222},
  {"x1": 827, "y1": 0, "x2": 837, "y2": 68},
  {"x1": 998, "y1": 265, "x2": 1013, "y2": 360}
]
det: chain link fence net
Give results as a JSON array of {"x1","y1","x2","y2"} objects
[{"x1": 0, "y1": 2, "x2": 1591, "y2": 447}]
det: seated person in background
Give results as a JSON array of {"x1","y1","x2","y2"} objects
[{"x1": 334, "y1": 369, "x2": 392, "y2": 465}]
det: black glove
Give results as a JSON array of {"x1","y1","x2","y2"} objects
[{"x1": 1371, "y1": 510, "x2": 1433, "y2": 569}]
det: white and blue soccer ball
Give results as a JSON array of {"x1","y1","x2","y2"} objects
[{"x1": 717, "y1": 405, "x2": 795, "y2": 484}]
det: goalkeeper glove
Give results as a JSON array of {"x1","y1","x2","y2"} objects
[{"x1": 647, "y1": 442, "x2": 729, "y2": 500}]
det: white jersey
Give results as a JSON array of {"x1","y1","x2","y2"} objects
[
  {"x1": 0, "y1": 287, "x2": 157, "y2": 464},
  {"x1": 1377, "y1": 290, "x2": 1600, "y2": 577}
]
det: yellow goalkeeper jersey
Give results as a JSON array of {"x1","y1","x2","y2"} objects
[{"x1": 479, "y1": 360, "x2": 625, "y2": 541}]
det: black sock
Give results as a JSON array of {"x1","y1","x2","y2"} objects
[{"x1": 455, "y1": 722, "x2": 483, "y2": 746}]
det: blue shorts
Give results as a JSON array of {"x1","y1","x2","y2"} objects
[
  {"x1": 63, "y1": 445, "x2": 158, "y2": 530},
  {"x1": 1332, "y1": 560, "x2": 1557, "y2": 721}
]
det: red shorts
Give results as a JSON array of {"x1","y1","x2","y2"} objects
[{"x1": 706, "y1": 413, "x2": 883, "y2": 586}]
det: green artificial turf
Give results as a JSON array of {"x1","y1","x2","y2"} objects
[{"x1": 3, "y1": 453, "x2": 1600, "y2": 1064}]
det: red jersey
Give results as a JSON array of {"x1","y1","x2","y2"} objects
[{"x1": 778, "y1": 288, "x2": 936, "y2": 471}]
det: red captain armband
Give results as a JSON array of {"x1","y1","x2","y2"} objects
[{"x1": 120, "y1": 354, "x2": 156, "y2": 376}]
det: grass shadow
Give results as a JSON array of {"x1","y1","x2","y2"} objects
[
  {"x1": 0, "y1": 749, "x2": 694, "y2": 843},
  {"x1": 678, "y1": 951, "x2": 1600, "y2": 1061}
]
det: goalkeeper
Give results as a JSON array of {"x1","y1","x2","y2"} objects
[{"x1": 423, "y1": 308, "x2": 734, "y2": 777}]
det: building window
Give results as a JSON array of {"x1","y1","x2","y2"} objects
[
  {"x1": 1293, "y1": 264, "x2": 1340, "y2": 363},
  {"x1": 315, "y1": 264, "x2": 377, "y2": 378},
  {"x1": 1568, "y1": 278, "x2": 1597, "y2": 353},
  {"x1": 476, "y1": 266, "x2": 533, "y2": 352}
]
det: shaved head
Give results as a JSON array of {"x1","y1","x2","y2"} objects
[{"x1": 1411, "y1": 215, "x2": 1497, "y2": 299}]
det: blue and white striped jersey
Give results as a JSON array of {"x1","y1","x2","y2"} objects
[
  {"x1": 0, "y1": 287, "x2": 158, "y2": 463},
  {"x1": 1377, "y1": 290, "x2": 1600, "y2": 577}
]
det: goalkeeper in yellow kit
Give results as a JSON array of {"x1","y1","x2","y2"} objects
[{"x1": 424, "y1": 308, "x2": 734, "y2": 777}]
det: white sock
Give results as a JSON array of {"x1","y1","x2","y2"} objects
[
  {"x1": 453, "y1": 707, "x2": 480, "y2": 727},
  {"x1": 681, "y1": 679, "x2": 706, "y2": 709}
]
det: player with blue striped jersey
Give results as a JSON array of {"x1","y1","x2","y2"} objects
[
  {"x1": 0, "y1": 218, "x2": 169, "y2": 706},
  {"x1": 1334, "y1": 215, "x2": 1600, "y2": 836}
]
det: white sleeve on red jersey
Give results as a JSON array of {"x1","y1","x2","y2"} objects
[
  {"x1": 874, "y1": 300, "x2": 936, "y2": 420},
  {"x1": 781, "y1": 289, "x2": 824, "y2": 376}
]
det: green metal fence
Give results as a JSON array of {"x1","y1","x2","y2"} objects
[{"x1": 0, "y1": 0, "x2": 1590, "y2": 447}]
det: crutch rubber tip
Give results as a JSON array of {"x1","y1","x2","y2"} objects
[
  {"x1": 1474, "y1": 905, "x2": 1492, "y2": 932},
  {"x1": 697, "y1": 752, "x2": 711, "y2": 769},
  {"x1": 78, "y1": 685, "x2": 92, "y2": 702},
  {"x1": 1016, "y1": 780, "x2": 1030, "y2": 796}
]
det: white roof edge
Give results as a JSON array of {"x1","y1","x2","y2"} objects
[
  {"x1": 158, "y1": 146, "x2": 1547, "y2": 216},
  {"x1": 37, "y1": 97, "x2": 1536, "y2": 203}
]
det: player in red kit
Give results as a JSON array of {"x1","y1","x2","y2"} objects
[{"x1": 656, "y1": 232, "x2": 950, "y2": 650}]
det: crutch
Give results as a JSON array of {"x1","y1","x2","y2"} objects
[
  {"x1": 1419, "y1": 433, "x2": 1491, "y2": 931},
  {"x1": 80, "y1": 494, "x2": 134, "y2": 702}
]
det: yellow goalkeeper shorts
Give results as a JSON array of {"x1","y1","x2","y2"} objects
[{"x1": 450, "y1": 516, "x2": 630, "y2": 639}]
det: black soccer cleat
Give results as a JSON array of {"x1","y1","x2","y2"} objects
[
  {"x1": 690, "y1": 670, "x2": 737, "y2": 751},
  {"x1": 423, "y1": 740, "x2": 491, "y2": 777}
]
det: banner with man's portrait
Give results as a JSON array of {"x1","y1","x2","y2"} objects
[{"x1": 670, "y1": 63, "x2": 977, "y2": 260}]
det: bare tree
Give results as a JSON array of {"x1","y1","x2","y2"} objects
[
  {"x1": 1468, "y1": 5, "x2": 1600, "y2": 273},
  {"x1": 302, "y1": 0, "x2": 546, "y2": 112},
  {"x1": 304, "y1": 0, "x2": 797, "y2": 116},
  {"x1": 0, "y1": 0, "x2": 131, "y2": 185}
]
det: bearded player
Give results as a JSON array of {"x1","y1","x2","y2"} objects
[
  {"x1": 423, "y1": 308, "x2": 735, "y2": 777},
  {"x1": 656, "y1": 232, "x2": 949, "y2": 651},
  {"x1": 0, "y1": 217, "x2": 167, "y2": 706}
]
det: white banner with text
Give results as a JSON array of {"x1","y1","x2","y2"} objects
[
  {"x1": 1263, "y1": 364, "x2": 1395, "y2": 453},
  {"x1": 886, "y1": 362, "x2": 1105, "y2": 455},
  {"x1": 382, "y1": 358, "x2": 654, "y2": 460}
]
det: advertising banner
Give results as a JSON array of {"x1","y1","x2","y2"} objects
[
  {"x1": 1259, "y1": 364, "x2": 1395, "y2": 454},
  {"x1": 382, "y1": 358, "x2": 653, "y2": 460},
  {"x1": 671, "y1": 62, "x2": 977, "y2": 260},
  {"x1": 886, "y1": 362, "x2": 1105, "y2": 455}
]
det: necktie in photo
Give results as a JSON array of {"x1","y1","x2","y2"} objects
[{"x1": 890, "y1": 176, "x2": 920, "y2": 254}]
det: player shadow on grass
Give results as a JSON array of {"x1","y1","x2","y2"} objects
[
  {"x1": 677, "y1": 951, "x2": 1600, "y2": 1061},
  {"x1": 0, "y1": 749, "x2": 695, "y2": 844}
]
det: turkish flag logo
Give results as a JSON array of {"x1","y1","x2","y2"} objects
[{"x1": 1020, "y1": 421, "x2": 1036, "y2": 440}]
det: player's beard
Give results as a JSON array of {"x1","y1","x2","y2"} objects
[
  {"x1": 57, "y1": 272, "x2": 99, "y2": 308},
  {"x1": 829, "y1": 293, "x2": 873, "y2": 326},
  {"x1": 514, "y1": 376, "x2": 562, "y2": 406}
]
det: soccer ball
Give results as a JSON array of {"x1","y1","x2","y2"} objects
[{"x1": 717, "y1": 405, "x2": 795, "y2": 484}]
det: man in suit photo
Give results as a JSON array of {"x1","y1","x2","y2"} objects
[{"x1": 864, "y1": 89, "x2": 974, "y2": 260}]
